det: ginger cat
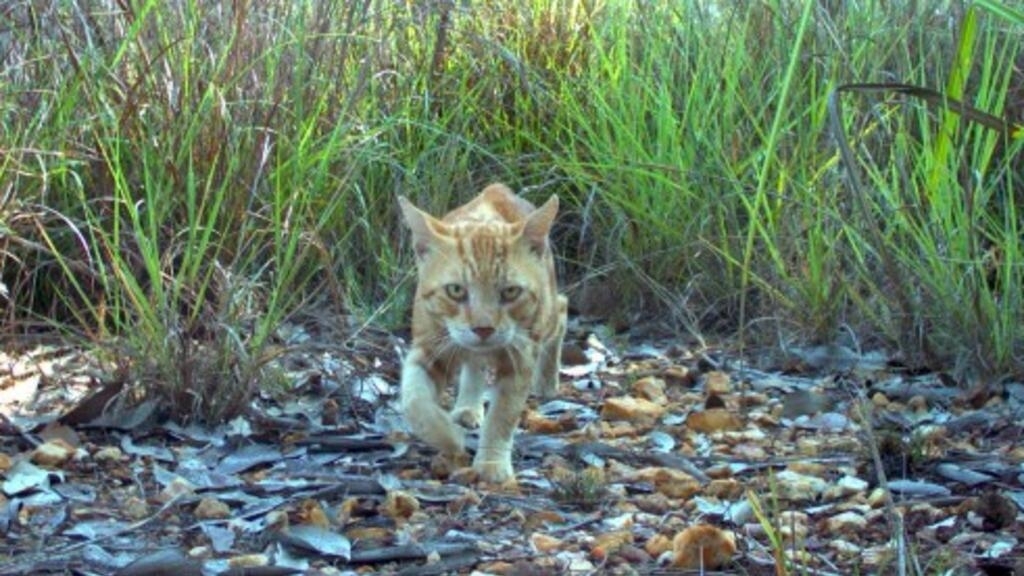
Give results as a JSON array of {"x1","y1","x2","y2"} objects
[{"x1": 398, "y1": 183, "x2": 568, "y2": 484}]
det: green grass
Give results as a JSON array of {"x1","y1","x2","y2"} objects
[{"x1": 2, "y1": 0, "x2": 1023, "y2": 417}]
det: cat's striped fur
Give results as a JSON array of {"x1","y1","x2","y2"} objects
[{"x1": 398, "y1": 183, "x2": 567, "y2": 483}]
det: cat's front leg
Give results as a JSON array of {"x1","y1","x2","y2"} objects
[
  {"x1": 400, "y1": 348, "x2": 464, "y2": 457},
  {"x1": 473, "y1": 376, "x2": 529, "y2": 484},
  {"x1": 451, "y1": 361, "x2": 487, "y2": 429}
]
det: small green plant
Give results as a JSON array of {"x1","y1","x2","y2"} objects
[
  {"x1": 746, "y1": 487, "x2": 791, "y2": 576},
  {"x1": 551, "y1": 466, "x2": 608, "y2": 511}
]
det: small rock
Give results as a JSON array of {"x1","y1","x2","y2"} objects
[
  {"x1": 795, "y1": 436, "x2": 821, "y2": 456},
  {"x1": 729, "y1": 442, "x2": 768, "y2": 460},
  {"x1": 187, "y1": 546, "x2": 210, "y2": 559},
  {"x1": 631, "y1": 377, "x2": 668, "y2": 404},
  {"x1": 824, "y1": 511, "x2": 867, "y2": 534},
  {"x1": 778, "y1": 511, "x2": 809, "y2": 540},
  {"x1": 866, "y1": 487, "x2": 889, "y2": 507},
  {"x1": 601, "y1": 396, "x2": 666, "y2": 422},
  {"x1": 31, "y1": 439, "x2": 76, "y2": 467},
  {"x1": 829, "y1": 539, "x2": 862, "y2": 556},
  {"x1": 158, "y1": 476, "x2": 196, "y2": 503},
  {"x1": 871, "y1": 392, "x2": 889, "y2": 408},
  {"x1": 93, "y1": 446, "x2": 123, "y2": 462},
  {"x1": 703, "y1": 371, "x2": 732, "y2": 394},
  {"x1": 823, "y1": 475, "x2": 869, "y2": 500},
  {"x1": 774, "y1": 470, "x2": 828, "y2": 501},
  {"x1": 0, "y1": 453, "x2": 11, "y2": 473},
  {"x1": 227, "y1": 554, "x2": 269, "y2": 568},
  {"x1": 194, "y1": 497, "x2": 231, "y2": 520},
  {"x1": 124, "y1": 496, "x2": 149, "y2": 520}
]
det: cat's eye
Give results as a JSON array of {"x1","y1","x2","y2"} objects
[
  {"x1": 444, "y1": 283, "x2": 468, "y2": 302},
  {"x1": 500, "y1": 285, "x2": 523, "y2": 303}
]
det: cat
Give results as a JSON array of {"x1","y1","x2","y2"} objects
[{"x1": 397, "y1": 183, "x2": 568, "y2": 484}]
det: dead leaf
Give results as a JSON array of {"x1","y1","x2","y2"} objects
[
  {"x1": 114, "y1": 548, "x2": 202, "y2": 576},
  {"x1": 530, "y1": 532, "x2": 563, "y2": 553},
  {"x1": 601, "y1": 396, "x2": 665, "y2": 422},
  {"x1": 382, "y1": 490, "x2": 420, "y2": 522},
  {"x1": 631, "y1": 376, "x2": 667, "y2": 404},
  {"x1": 276, "y1": 524, "x2": 352, "y2": 560},
  {"x1": 671, "y1": 524, "x2": 736, "y2": 570},
  {"x1": 685, "y1": 408, "x2": 742, "y2": 433},
  {"x1": 590, "y1": 529, "x2": 633, "y2": 561}
]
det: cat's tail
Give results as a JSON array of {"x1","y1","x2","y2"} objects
[{"x1": 400, "y1": 349, "x2": 465, "y2": 456}]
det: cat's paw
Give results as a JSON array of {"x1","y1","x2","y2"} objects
[
  {"x1": 473, "y1": 456, "x2": 515, "y2": 485},
  {"x1": 451, "y1": 406, "x2": 484, "y2": 429}
]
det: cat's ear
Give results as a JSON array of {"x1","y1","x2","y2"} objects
[
  {"x1": 399, "y1": 196, "x2": 447, "y2": 259},
  {"x1": 521, "y1": 195, "x2": 559, "y2": 254}
]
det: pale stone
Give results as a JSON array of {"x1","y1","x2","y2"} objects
[
  {"x1": 93, "y1": 446, "x2": 124, "y2": 462},
  {"x1": 31, "y1": 439, "x2": 75, "y2": 467},
  {"x1": 778, "y1": 511, "x2": 809, "y2": 541},
  {"x1": 194, "y1": 497, "x2": 231, "y2": 519},
  {"x1": 824, "y1": 475, "x2": 869, "y2": 500},
  {"x1": 824, "y1": 511, "x2": 867, "y2": 533},
  {"x1": 158, "y1": 476, "x2": 196, "y2": 503},
  {"x1": 703, "y1": 371, "x2": 732, "y2": 394},
  {"x1": 829, "y1": 539, "x2": 862, "y2": 556},
  {"x1": 774, "y1": 470, "x2": 828, "y2": 501},
  {"x1": 124, "y1": 496, "x2": 149, "y2": 520},
  {"x1": 227, "y1": 554, "x2": 269, "y2": 568}
]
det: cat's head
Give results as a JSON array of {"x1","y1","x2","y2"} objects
[{"x1": 399, "y1": 193, "x2": 558, "y2": 351}]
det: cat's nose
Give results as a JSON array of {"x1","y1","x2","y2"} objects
[{"x1": 472, "y1": 326, "x2": 495, "y2": 340}]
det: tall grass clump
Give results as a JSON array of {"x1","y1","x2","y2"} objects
[{"x1": 2, "y1": 0, "x2": 1023, "y2": 421}]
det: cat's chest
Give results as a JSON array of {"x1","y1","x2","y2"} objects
[{"x1": 458, "y1": 349, "x2": 535, "y2": 383}]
